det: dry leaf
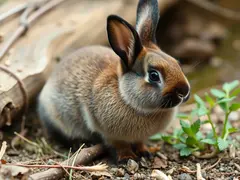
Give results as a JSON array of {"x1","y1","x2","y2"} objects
[
  {"x1": 152, "y1": 157, "x2": 168, "y2": 169},
  {"x1": 91, "y1": 171, "x2": 112, "y2": 179}
]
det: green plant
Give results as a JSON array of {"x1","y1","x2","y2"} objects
[{"x1": 150, "y1": 80, "x2": 240, "y2": 157}]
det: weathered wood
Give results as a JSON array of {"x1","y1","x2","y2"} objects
[{"x1": 0, "y1": 0, "x2": 177, "y2": 128}]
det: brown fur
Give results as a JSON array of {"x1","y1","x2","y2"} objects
[{"x1": 38, "y1": 0, "x2": 190, "y2": 162}]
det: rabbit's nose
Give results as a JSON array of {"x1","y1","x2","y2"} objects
[{"x1": 175, "y1": 83, "x2": 190, "y2": 102}]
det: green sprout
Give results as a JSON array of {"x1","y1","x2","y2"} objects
[{"x1": 150, "y1": 80, "x2": 240, "y2": 157}]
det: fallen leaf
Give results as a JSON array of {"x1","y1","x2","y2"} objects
[
  {"x1": 91, "y1": 171, "x2": 112, "y2": 179},
  {"x1": 152, "y1": 157, "x2": 168, "y2": 169}
]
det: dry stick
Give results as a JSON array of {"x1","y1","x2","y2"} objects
[
  {"x1": 0, "y1": 0, "x2": 65, "y2": 60},
  {"x1": 0, "y1": 0, "x2": 51, "y2": 24},
  {"x1": 14, "y1": 163, "x2": 108, "y2": 172},
  {"x1": 29, "y1": 144, "x2": 105, "y2": 180},
  {"x1": 179, "y1": 158, "x2": 222, "y2": 174},
  {"x1": 0, "y1": 141, "x2": 7, "y2": 160},
  {"x1": 0, "y1": 65, "x2": 29, "y2": 121},
  {"x1": 204, "y1": 158, "x2": 222, "y2": 171},
  {"x1": 196, "y1": 163, "x2": 205, "y2": 180},
  {"x1": 0, "y1": 3, "x2": 27, "y2": 24},
  {"x1": 11, "y1": 128, "x2": 28, "y2": 150}
]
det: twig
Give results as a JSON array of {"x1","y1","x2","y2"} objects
[
  {"x1": 29, "y1": 144, "x2": 105, "y2": 180},
  {"x1": 69, "y1": 144, "x2": 84, "y2": 180},
  {"x1": 13, "y1": 163, "x2": 108, "y2": 172},
  {"x1": 204, "y1": 158, "x2": 221, "y2": 171},
  {"x1": 0, "y1": 0, "x2": 65, "y2": 60},
  {"x1": 196, "y1": 163, "x2": 206, "y2": 180},
  {"x1": 11, "y1": 128, "x2": 28, "y2": 150},
  {"x1": 0, "y1": 3, "x2": 27, "y2": 24},
  {"x1": 179, "y1": 158, "x2": 222, "y2": 174},
  {"x1": 192, "y1": 148, "x2": 218, "y2": 159},
  {"x1": 14, "y1": 132, "x2": 39, "y2": 147},
  {"x1": 0, "y1": 141, "x2": 7, "y2": 160},
  {"x1": 40, "y1": 137, "x2": 67, "y2": 158}
]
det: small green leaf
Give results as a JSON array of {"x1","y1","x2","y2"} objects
[
  {"x1": 228, "y1": 127, "x2": 239, "y2": 134},
  {"x1": 186, "y1": 137, "x2": 197, "y2": 146},
  {"x1": 149, "y1": 133, "x2": 162, "y2": 141},
  {"x1": 217, "y1": 97, "x2": 236, "y2": 104},
  {"x1": 180, "y1": 147, "x2": 192, "y2": 156},
  {"x1": 205, "y1": 93, "x2": 215, "y2": 108},
  {"x1": 177, "y1": 113, "x2": 189, "y2": 119},
  {"x1": 196, "y1": 132, "x2": 203, "y2": 140},
  {"x1": 180, "y1": 120, "x2": 190, "y2": 128},
  {"x1": 231, "y1": 88, "x2": 240, "y2": 97},
  {"x1": 206, "y1": 131, "x2": 214, "y2": 139},
  {"x1": 223, "y1": 80, "x2": 239, "y2": 93},
  {"x1": 194, "y1": 95, "x2": 205, "y2": 107},
  {"x1": 180, "y1": 120, "x2": 193, "y2": 136},
  {"x1": 197, "y1": 106, "x2": 208, "y2": 116},
  {"x1": 211, "y1": 89, "x2": 225, "y2": 98},
  {"x1": 173, "y1": 128, "x2": 184, "y2": 137},
  {"x1": 229, "y1": 103, "x2": 240, "y2": 111},
  {"x1": 218, "y1": 102, "x2": 228, "y2": 112},
  {"x1": 191, "y1": 120, "x2": 201, "y2": 134},
  {"x1": 161, "y1": 135, "x2": 177, "y2": 144},
  {"x1": 201, "y1": 139, "x2": 216, "y2": 145},
  {"x1": 173, "y1": 143, "x2": 186, "y2": 150},
  {"x1": 217, "y1": 137, "x2": 229, "y2": 151},
  {"x1": 190, "y1": 108, "x2": 198, "y2": 117},
  {"x1": 179, "y1": 136, "x2": 187, "y2": 143}
]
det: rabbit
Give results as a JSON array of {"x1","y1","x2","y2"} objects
[{"x1": 37, "y1": 0, "x2": 190, "y2": 162}]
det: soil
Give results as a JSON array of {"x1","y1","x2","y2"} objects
[{"x1": 1, "y1": 107, "x2": 240, "y2": 180}]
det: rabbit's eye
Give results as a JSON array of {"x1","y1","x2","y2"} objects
[{"x1": 148, "y1": 70, "x2": 160, "y2": 82}]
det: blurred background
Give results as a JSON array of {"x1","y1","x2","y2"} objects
[
  {"x1": 0, "y1": 0, "x2": 239, "y2": 130},
  {"x1": 64, "y1": 0, "x2": 240, "y2": 103}
]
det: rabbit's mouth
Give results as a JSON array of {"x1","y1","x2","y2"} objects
[{"x1": 160, "y1": 92, "x2": 190, "y2": 109}]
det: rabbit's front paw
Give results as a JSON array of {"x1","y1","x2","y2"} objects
[
  {"x1": 133, "y1": 142, "x2": 153, "y2": 159},
  {"x1": 110, "y1": 141, "x2": 138, "y2": 164},
  {"x1": 117, "y1": 148, "x2": 138, "y2": 164}
]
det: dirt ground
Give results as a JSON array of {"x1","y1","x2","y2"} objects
[{"x1": 1, "y1": 107, "x2": 240, "y2": 180}]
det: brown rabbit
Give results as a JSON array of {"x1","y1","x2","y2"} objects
[{"x1": 38, "y1": 0, "x2": 190, "y2": 162}]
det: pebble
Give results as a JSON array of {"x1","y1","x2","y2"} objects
[
  {"x1": 228, "y1": 111, "x2": 239, "y2": 121},
  {"x1": 124, "y1": 173, "x2": 130, "y2": 179},
  {"x1": 166, "y1": 168, "x2": 175, "y2": 175},
  {"x1": 213, "y1": 106, "x2": 225, "y2": 115},
  {"x1": 133, "y1": 173, "x2": 146, "y2": 179},
  {"x1": 219, "y1": 167, "x2": 225, "y2": 172},
  {"x1": 201, "y1": 170, "x2": 207, "y2": 178},
  {"x1": 156, "y1": 152, "x2": 168, "y2": 160},
  {"x1": 151, "y1": 170, "x2": 169, "y2": 180},
  {"x1": 178, "y1": 173, "x2": 192, "y2": 180},
  {"x1": 139, "y1": 157, "x2": 149, "y2": 168},
  {"x1": 126, "y1": 159, "x2": 139, "y2": 174},
  {"x1": 113, "y1": 168, "x2": 125, "y2": 177}
]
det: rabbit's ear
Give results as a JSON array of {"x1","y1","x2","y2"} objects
[
  {"x1": 107, "y1": 15, "x2": 143, "y2": 71},
  {"x1": 136, "y1": 0, "x2": 159, "y2": 44}
]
